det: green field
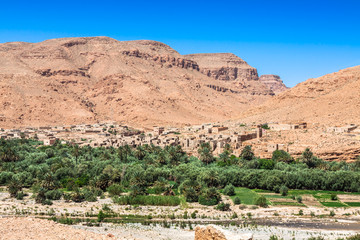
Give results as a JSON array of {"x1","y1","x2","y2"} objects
[
  {"x1": 344, "y1": 202, "x2": 360, "y2": 207},
  {"x1": 262, "y1": 194, "x2": 291, "y2": 199},
  {"x1": 320, "y1": 202, "x2": 348, "y2": 208},
  {"x1": 272, "y1": 202, "x2": 306, "y2": 207},
  {"x1": 288, "y1": 190, "x2": 360, "y2": 196},
  {"x1": 230, "y1": 187, "x2": 260, "y2": 205}
]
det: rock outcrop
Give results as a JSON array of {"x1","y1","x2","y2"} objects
[
  {"x1": 194, "y1": 226, "x2": 253, "y2": 240},
  {"x1": 194, "y1": 226, "x2": 227, "y2": 240},
  {"x1": 185, "y1": 53, "x2": 259, "y2": 81},
  {"x1": 259, "y1": 74, "x2": 288, "y2": 94}
]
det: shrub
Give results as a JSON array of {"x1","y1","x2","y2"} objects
[
  {"x1": 35, "y1": 188, "x2": 47, "y2": 204},
  {"x1": 296, "y1": 196, "x2": 302, "y2": 203},
  {"x1": 43, "y1": 199, "x2": 53, "y2": 205},
  {"x1": 130, "y1": 185, "x2": 146, "y2": 197},
  {"x1": 45, "y1": 189, "x2": 63, "y2": 200},
  {"x1": 233, "y1": 197, "x2": 241, "y2": 205},
  {"x1": 198, "y1": 188, "x2": 221, "y2": 206},
  {"x1": 191, "y1": 211, "x2": 197, "y2": 219},
  {"x1": 331, "y1": 193, "x2": 338, "y2": 200},
  {"x1": 15, "y1": 191, "x2": 25, "y2": 200},
  {"x1": 330, "y1": 210, "x2": 335, "y2": 217},
  {"x1": 107, "y1": 184, "x2": 123, "y2": 196},
  {"x1": 71, "y1": 189, "x2": 85, "y2": 203},
  {"x1": 299, "y1": 209, "x2": 303, "y2": 215},
  {"x1": 215, "y1": 202, "x2": 231, "y2": 211},
  {"x1": 82, "y1": 188, "x2": 98, "y2": 202},
  {"x1": 8, "y1": 179, "x2": 22, "y2": 197},
  {"x1": 97, "y1": 210, "x2": 106, "y2": 222},
  {"x1": 347, "y1": 234, "x2": 360, "y2": 240},
  {"x1": 223, "y1": 184, "x2": 235, "y2": 196},
  {"x1": 184, "y1": 187, "x2": 199, "y2": 202},
  {"x1": 255, "y1": 196, "x2": 268, "y2": 207},
  {"x1": 279, "y1": 185, "x2": 288, "y2": 196}
]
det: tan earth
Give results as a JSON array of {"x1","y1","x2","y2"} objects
[
  {"x1": 0, "y1": 217, "x2": 112, "y2": 240},
  {"x1": 238, "y1": 65, "x2": 360, "y2": 126},
  {"x1": 0, "y1": 37, "x2": 285, "y2": 129}
]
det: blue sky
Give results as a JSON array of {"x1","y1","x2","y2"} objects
[{"x1": 1, "y1": 0, "x2": 359, "y2": 87}]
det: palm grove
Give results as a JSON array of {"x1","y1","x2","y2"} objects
[{"x1": 1, "y1": 138, "x2": 360, "y2": 207}]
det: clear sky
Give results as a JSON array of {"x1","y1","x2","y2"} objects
[{"x1": 1, "y1": 0, "x2": 359, "y2": 87}]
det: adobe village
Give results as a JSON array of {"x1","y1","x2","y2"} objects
[{"x1": 1, "y1": 36, "x2": 360, "y2": 240}]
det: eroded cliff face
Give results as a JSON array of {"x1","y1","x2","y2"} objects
[
  {"x1": 259, "y1": 74, "x2": 288, "y2": 94},
  {"x1": 0, "y1": 37, "x2": 274, "y2": 128},
  {"x1": 184, "y1": 53, "x2": 259, "y2": 81}
]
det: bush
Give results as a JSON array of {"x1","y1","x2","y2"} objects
[
  {"x1": 71, "y1": 189, "x2": 85, "y2": 203},
  {"x1": 279, "y1": 185, "x2": 288, "y2": 196},
  {"x1": 8, "y1": 179, "x2": 22, "y2": 197},
  {"x1": 296, "y1": 196, "x2": 302, "y2": 203},
  {"x1": 82, "y1": 188, "x2": 98, "y2": 202},
  {"x1": 113, "y1": 195, "x2": 180, "y2": 206},
  {"x1": 223, "y1": 184, "x2": 235, "y2": 196},
  {"x1": 331, "y1": 193, "x2": 338, "y2": 200},
  {"x1": 299, "y1": 209, "x2": 303, "y2": 215},
  {"x1": 15, "y1": 191, "x2": 25, "y2": 200},
  {"x1": 215, "y1": 202, "x2": 231, "y2": 211},
  {"x1": 198, "y1": 188, "x2": 221, "y2": 206},
  {"x1": 255, "y1": 196, "x2": 268, "y2": 207},
  {"x1": 43, "y1": 199, "x2": 53, "y2": 205},
  {"x1": 233, "y1": 197, "x2": 241, "y2": 205},
  {"x1": 347, "y1": 234, "x2": 360, "y2": 240},
  {"x1": 97, "y1": 210, "x2": 106, "y2": 222},
  {"x1": 35, "y1": 188, "x2": 47, "y2": 204},
  {"x1": 330, "y1": 210, "x2": 335, "y2": 217},
  {"x1": 184, "y1": 187, "x2": 199, "y2": 202},
  {"x1": 45, "y1": 189, "x2": 63, "y2": 200},
  {"x1": 107, "y1": 184, "x2": 123, "y2": 196}
]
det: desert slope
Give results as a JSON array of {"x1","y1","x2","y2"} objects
[
  {"x1": 238, "y1": 65, "x2": 360, "y2": 126},
  {"x1": 0, "y1": 37, "x2": 275, "y2": 128}
]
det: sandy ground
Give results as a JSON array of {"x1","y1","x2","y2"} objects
[
  {"x1": 0, "y1": 217, "x2": 113, "y2": 240},
  {"x1": 0, "y1": 217, "x2": 357, "y2": 240}
]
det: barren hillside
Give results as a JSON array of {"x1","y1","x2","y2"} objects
[
  {"x1": 238, "y1": 65, "x2": 360, "y2": 126},
  {"x1": 0, "y1": 37, "x2": 276, "y2": 128}
]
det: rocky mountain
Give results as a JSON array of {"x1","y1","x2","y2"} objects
[
  {"x1": 0, "y1": 37, "x2": 276, "y2": 128},
  {"x1": 239, "y1": 65, "x2": 360, "y2": 126},
  {"x1": 184, "y1": 53, "x2": 259, "y2": 81},
  {"x1": 259, "y1": 74, "x2": 288, "y2": 94}
]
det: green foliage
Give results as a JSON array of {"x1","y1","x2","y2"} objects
[
  {"x1": 272, "y1": 150, "x2": 293, "y2": 163},
  {"x1": 97, "y1": 210, "x2": 106, "y2": 222},
  {"x1": 299, "y1": 209, "x2": 303, "y2": 215},
  {"x1": 331, "y1": 193, "x2": 338, "y2": 200},
  {"x1": 240, "y1": 145, "x2": 254, "y2": 161},
  {"x1": 45, "y1": 189, "x2": 63, "y2": 200},
  {"x1": 8, "y1": 178, "x2": 22, "y2": 197},
  {"x1": 198, "y1": 142, "x2": 215, "y2": 165},
  {"x1": 330, "y1": 210, "x2": 335, "y2": 217},
  {"x1": 215, "y1": 202, "x2": 231, "y2": 211},
  {"x1": 296, "y1": 196, "x2": 303, "y2": 203},
  {"x1": 223, "y1": 184, "x2": 235, "y2": 196},
  {"x1": 258, "y1": 158, "x2": 275, "y2": 170},
  {"x1": 113, "y1": 195, "x2": 180, "y2": 206},
  {"x1": 279, "y1": 185, "x2": 288, "y2": 196},
  {"x1": 198, "y1": 187, "x2": 221, "y2": 206},
  {"x1": 107, "y1": 184, "x2": 123, "y2": 196},
  {"x1": 255, "y1": 195, "x2": 268, "y2": 207},
  {"x1": 2, "y1": 138, "x2": 360, "y2": 208},
  {"x1": 233, "y1": 196, "x2": 241, "y2": 205}
]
